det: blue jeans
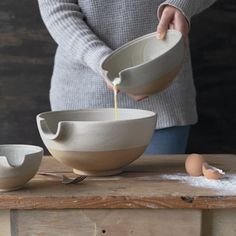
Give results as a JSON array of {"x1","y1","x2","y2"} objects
[{"x1": 145, "y1": 126, "x2": 190, "y2": 154}]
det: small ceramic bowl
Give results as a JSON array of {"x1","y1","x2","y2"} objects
[
  {"x1": 37, "y1": 109, "x2": 157, "y2": 176},
  {"x1": 101, "y1": 30, "x2": 184, "y2": 95},
  {"x1": 0, "y1": 145, "x2": 43, "y2": 192}
]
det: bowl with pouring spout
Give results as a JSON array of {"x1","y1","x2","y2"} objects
[
  {"x1": 101, "y1": 30, "x2": 184, "y2": 95},
  {"x1": 0, "y1": 145, "x2": 43, "y2": 192},
  {"x1": 37, "y1": 109, "x2": 156, "y2": 176}
]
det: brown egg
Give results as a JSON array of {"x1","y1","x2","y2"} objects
[
  {"x1": 202, "y1": 162, "x2": 225, "y2": 180},
  {"x1": 185, "y1": 153, "x2": 205, "y2": 176}
]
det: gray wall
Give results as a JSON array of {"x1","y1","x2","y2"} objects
[{"x1": 0, "y1": 0, "x2": 235, "y2": 153}]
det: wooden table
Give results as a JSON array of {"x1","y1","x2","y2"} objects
[{"x1": 0, "y1": 155, "x2": 236, "y2": 236}]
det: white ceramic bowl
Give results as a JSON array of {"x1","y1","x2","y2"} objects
[
  {"x1": 0, "y1": 145, "x2": 43, "y2": 192},
  {"x1": 101, "y1": 30, "x2": 184, "y2": 95},
  {"x1": 37, "y1": 109, "x2": 157, "y2": 176}
]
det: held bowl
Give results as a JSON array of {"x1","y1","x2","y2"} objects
[
  {"x1": 0, "y1": 145, "x2": 43, "y2": 192},
  {"x1": 101, "y1": 30, "x2": 185, "y2": 95},
  {"x1": 37, "y1": 109, "x2": 157, "y2": 176}
]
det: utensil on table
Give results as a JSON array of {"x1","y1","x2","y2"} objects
[{"x1": 38, "y1": 172, "x2": 87, "y2": 184}]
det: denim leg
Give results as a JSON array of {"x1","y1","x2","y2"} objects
[{"x1": 145, "y1": 126, "x2": 191, "y2": 154}]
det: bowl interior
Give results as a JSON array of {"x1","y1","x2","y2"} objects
[
  {"x1": 102, "y1": 30, "x2": 182, "y2": 79},
  {"x1": 0, "y1": 145, "x2": 42, "y2": 167}
]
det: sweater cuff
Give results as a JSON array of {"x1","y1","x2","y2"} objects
[
  {"x1": 84, "y1": 45, "x2": 112, "y2": 75},
  {"x1": 157, "y1": 0, "x2": 192, "y2": 26}
]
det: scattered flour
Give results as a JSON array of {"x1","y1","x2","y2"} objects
[{"x1": 160, "y1": 173, "x2": 236, "y2": 194}]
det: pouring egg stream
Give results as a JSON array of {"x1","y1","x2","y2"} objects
[{"x1": 112, "y1": 77, "x2": 121, "y2": 120}]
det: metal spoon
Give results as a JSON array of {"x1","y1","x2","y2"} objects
[{"x1": 38, "y1": 172, "x2": 87, "y2": 184}]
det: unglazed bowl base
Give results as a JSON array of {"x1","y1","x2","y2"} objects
[
  {"x1": 0, "y1": 185, "x2": 24, "y2": 192},
  {"x1": 73, "y1": 168, "x2": 123, "y2": 177}
]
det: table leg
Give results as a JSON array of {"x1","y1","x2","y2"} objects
[
  {"x1": 0, "y1": 210, "x2": 11, "y2": 236},
  {"x1": 202, "y1": 209, "x2": 236, "y2": 236}
]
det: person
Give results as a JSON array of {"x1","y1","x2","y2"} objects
[{"x1": 38, "y1": 0, "x2": 216, "y2": 154}]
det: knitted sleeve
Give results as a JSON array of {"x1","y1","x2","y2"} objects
[
  {"x1": 38, "y1": 0, "x2": 112, "y2": 74},
  {"x1": 158, "y1": 0, "x2": 217, "y2": 25}
]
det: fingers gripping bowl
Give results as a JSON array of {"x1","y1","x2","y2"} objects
[
  {"x1": 101, "y1": 30, "x2": 185, "y2": 95},
  {"x1": 37, "y1": 109, "x2": 157, "y2": 176}
]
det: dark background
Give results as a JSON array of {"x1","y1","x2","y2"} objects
[{"x1": 0, "y1": 0, "x2": 235, "y2": 154}]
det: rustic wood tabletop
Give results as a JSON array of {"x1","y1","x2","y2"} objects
[
  {"x1": 0, "y1": 154, "x2": 235, "y2": 210},
  {"x1": 1, "y1": 154, "x2": 236, "y2": 236}
]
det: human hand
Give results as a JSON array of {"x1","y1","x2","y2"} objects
[
  {"x1": 104, "y1": 78, "x2": 116, "y2": 91},
  {"x1": 157, "y1": 5, "x2": 189, "y2": 40},
  {"x1": 104, "y1": 78, "x2": 147, "y2": 102}
]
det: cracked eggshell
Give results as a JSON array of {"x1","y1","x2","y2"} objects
[
  {"x1": 185, "y1": 153, "x2": 205, "y2": 177},
  {"x1": 202, "y1": 162, "x2": 225, "y2": 180}
]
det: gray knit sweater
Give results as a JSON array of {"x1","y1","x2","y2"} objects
[{"x1": 38, "y1": 0, "x2": 216, "y2": 129}]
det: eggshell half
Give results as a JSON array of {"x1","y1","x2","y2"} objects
[
  {"x1": 185, "y1": 153, "x2": 205, "y2": 176},
  {"x1": 202, "y1": 162, "x2": 225, "y2": 180}
]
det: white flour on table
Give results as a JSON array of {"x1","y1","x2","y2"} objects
[{"x1": 160, "y1": 173, "x2": 236, "y2": 194}]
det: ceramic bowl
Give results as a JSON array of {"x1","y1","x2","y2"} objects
[
  {"x1": 101, "y1": 30, "x2": 184, "y2": 95},
  {"x1": 37, "y1": 109, "x2": 157, "y2": 176},
  {"x1": 0, "y1": 145, "x2": 43, "y2": 192}
]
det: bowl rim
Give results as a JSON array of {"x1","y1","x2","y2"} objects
[
  {"x1": 101, "y1": 29, "x2": 183, "y2": 74},
  {"x1": 0, "y1": 144, "x2": 43, "y2": 154},
  {"x1": 37, "y1": 108, "x2": 157, "y2": 124}
]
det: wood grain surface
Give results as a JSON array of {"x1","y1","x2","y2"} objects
[
  {"x1": 9, "y1": 209, "x2": 236, "y2": 236},
  {"x1": 11, "y1": 209, "x2": 202, "y2": 236},
  {"x1": 0, "y1": 210, "x2": 11, "y2": 236},
  {"x1": 0, "y1": 0, "x2": 54, "y2": 148},
  {"x1": 0, "y1": 0, "x2": 236, "y2": 154},
  {"x1": 0, "y1": 155, "x2": 235, "y2": 210}
]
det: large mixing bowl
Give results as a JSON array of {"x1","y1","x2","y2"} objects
[
  {"x1": 101, "y1": 30, "x2": 184, "y2": 95},
  {"x1": 37, "y1": 109, "x2": 157, "y2": 176}
]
